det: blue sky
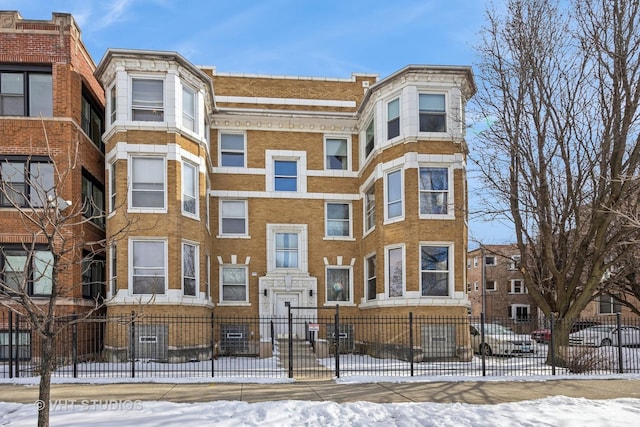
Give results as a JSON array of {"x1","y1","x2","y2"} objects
[{"x1": 2, "y1": 0, "x2": 513, "y2": 245}]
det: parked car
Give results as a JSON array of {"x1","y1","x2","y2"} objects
[
  {"x1": 569, "y1": 325, "x2": 640, "y2": 347},
  {"x1": 470, "y1": 323, "x2": 535, "y2": 356},
  {"x1": 531, "y1": 321, "x2": 601, "y2": 343}
]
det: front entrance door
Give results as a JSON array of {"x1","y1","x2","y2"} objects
[{"x1": 275, "y1": 293, "x2": 299, "y2": 338}]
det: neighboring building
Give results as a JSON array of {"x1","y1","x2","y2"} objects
[
  {"x1": 467, "y1": 245, "x2": 539, "y2": 323},
  {"x1": 3, "y1": 11, "x2": 477, "y2": 362},
  {"x1": 0, "y1": 12, "x2": 106, "y2": 317}
]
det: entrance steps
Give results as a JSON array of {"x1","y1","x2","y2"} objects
[{"x1": 276, "y1": 339, "x2": 333, "y2": 379}]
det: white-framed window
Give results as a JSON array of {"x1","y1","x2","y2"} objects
[
  {"x1": 219, "y1": 132, "x2": 246, "y2": 167},
  {"x1": 220, "y1": 265, "x2": 248, "y2": 303},
  {"x1": 365, "y1": 253, "x2": 377, "y2": 301},
  {"x1": 205, "y1": 255, "x2": 211, "y2": 300},
  {"x1": 131, "y1": 78, "x2": 163, "y2": 122},
  {"x1": 182, "y1": 84, "x2": 197, "y2": 133},
  {"x1": 421, "y1": 244, "x2": 451, "y2": 297},
  {"x1": 485, "y1": 280, "x2": 497, "y2": 291},
  {"x1": 387, "y1": 98, "x2": 400, "y2": 139},
  {"x1": 485, "y1": 255, "x2": 496, "y2": 266},
  {"x1": 473, "y1": 256, "x2": 478, "y2": 267},
  {"x1": 205, "y1": 176, "x2": 211, "y2": 231},
  {"x1": 599, "y1": 294, "x2": 621, "y2": 315},
  {"x1": 473, "y1": 281, "x2": 479, "y2": 292},
  {"x1": 130, "y1": 239, "x2": 166, "y2": 295},
  {"x1": 364, "y1": 118, "x2": 375, "y2": 158},
  {"x1": 325, "y1": 202, "x2": 351, "y2": 238},
  {"x1": 385, "y1": 169, "x2": 403, "y2": 221},
  {"x1": 274, "y1": 160, "x2": 297, "y2": 191},
  {"x1": 466, "y1": 282, "x2": 471, "y2": 292},
  {"x1": 130, "y1": 156, "x2": 165, "y2": 210},
  {"x1": 325, "y1": 137, "x2": 349, "y2": 170},
  {"x1": 182, "y1": 241, "x2": 198, "y2": 297},
  {"x1": 509, "y1": 255, "x2": 521, "y2": 270},
  {"x1": 326, "y1": 266, "x2": 352, "y2": 303},
  {"x1": 110, "y1": 243, "x2": 117, "y2": 295},
  {"x1": 219, "y1": 200, "x2": 247, "y2": 236},
  {"x1": 419, "y1": 166, "x2": 450, "y2": 216},
  {"x1": 109, "y1": 84, "x2": 117, "y2": 124},
  {"x1": 182, "y1": 161, "x2": 198, "y2": 217},
  {"x1": 109, "y1": 161, "x2": 117, "y2": 213},
  {"x1": 386, "y1": 245, "x2": 404, "y2": 297},
  {"x1": 267, "y1": 224, "x2": 308, "y2": 273},
  {"x1": 419, "y1": 93, "x2": 446, "y2": 132},
  {"x1": 364, "y1": 184, "x2": 376, "y2": 233},
  {"x1": 510, "y1": 279, "x2": 527, "y2": 294},
  {"x1": 510, "y1": 304, "x2": 530, "y2": 322}
]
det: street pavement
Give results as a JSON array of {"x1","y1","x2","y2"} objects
[{"x1": 0, "y1": 378, "x2": 639, "y2": 405}]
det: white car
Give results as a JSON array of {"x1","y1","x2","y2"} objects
[
  {"x1": 469, "y1": 323, "x2": 535, "y2": 356},
  {"x1": 568, "y1": 325, "x2": 640, "y2": 347}
]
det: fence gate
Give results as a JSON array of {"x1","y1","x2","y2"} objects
[{"x1": 278, "y1": 304, "x2": 340, "y2": 379}]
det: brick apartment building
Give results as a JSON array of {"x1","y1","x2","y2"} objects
[{"x1": 2, "y1": 12, "x2": 476, "y2": 360}]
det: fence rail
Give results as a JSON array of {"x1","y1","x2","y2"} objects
[{"x1": 2, "y1": 311, "x2": 639, "y2": 380}]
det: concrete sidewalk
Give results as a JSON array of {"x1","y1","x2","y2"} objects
[{"x1": 1, "y1": 379, "x2": 639, "y2": 405}]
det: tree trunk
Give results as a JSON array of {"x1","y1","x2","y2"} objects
[{"x1": 37, "y1": 335, "x2": 54, "y2": 427}]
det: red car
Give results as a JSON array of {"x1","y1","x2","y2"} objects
[{"x1": 531, "y1": 321, "x2": 600, "y2": 343}]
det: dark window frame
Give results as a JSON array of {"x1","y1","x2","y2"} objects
[
  {"x1": 0, "y1": 65, "x2": 53, "y2": 117},
  {"x1": 0, "y1": 156, "x2": 54, "y2": 208},
  {"x1": 0, "y1": 244, "x2": 53, "y2": 297}
]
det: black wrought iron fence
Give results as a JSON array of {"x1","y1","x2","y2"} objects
[{"x1": 2, "y1": 311, "x2": 640, "y2": 380}]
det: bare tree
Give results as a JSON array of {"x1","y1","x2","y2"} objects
[
  {"x1": 472, "y1": 0, "x2": 640, "y2": 360},
  {"x1": 0, "y1": 123, "x2": 132, "y2": 427}
]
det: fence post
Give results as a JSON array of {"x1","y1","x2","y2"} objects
[
  {"x1": 130, "y1": 311, "x2": 136, "y2": 378},
  {"x1": 7, "y1": 311, "x2": 13, "y2": 379},
  {"x1": 72, "y1": 313, "x2": 78, "y2": 378},
  {"x1": 549, "y1": 314, "x2": 556, "y2": 376},
  {"x1": 616, "y1": 312, "x2": 623, "y2": 374},
  {"x1": 211, "y1": 312, "x2": 215, "y2": 378},
  {"x1": 409, "y1": 312, "x2": 414, "y2": 377},
  {"x1": 335, "y1": 305, "x2": 340, "y2": 378},
  {"x1": 480, "y1": 312, "x2": 486, "y2": 377},
  {"x1": 287, "y1": 302, "x2": 293, "y2": 379},
  {"x1": 13, "y1": 314, "x2": 19, "y2": 378},
  {"x1": 270, "y1": 320, "x2": 274, "y2": 352}
]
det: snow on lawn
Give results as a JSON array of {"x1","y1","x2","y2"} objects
[{"x1": 2, "y1": 396, "x2": 640, "y2": 426}]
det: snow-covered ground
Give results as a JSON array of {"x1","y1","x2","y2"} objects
[{"x1": 1, "y1": 395, "x2": 640, "y2": 426}]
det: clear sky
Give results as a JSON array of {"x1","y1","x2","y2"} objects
[{"x1": 1, "y1": 0, "x2": 514, "y2": 245}]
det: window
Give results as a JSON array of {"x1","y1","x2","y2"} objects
[
  {"x1": 0, "y1": 247, "x2": 52, "y2": 296},
  {"x1": 485, "y1": 280, "x2": 496, "y2": 291},
  {"x1": 205, "y1": 255, "x2": 211, "y2": 300},
  {"x1": 485, "y1": 256, "x2": 496, "y2": 266},
  {"x1": 130, "y1": 157, "x2": 165, "y2": 209},
  {"x1": 0, "y1": 330, "x2": 31, "y2": 361},
  {"x1": 474, "y1": 281, "x2": 479, "y2": 292},
  {"x1": 182, "y1": 242, "x2": 198, "y2": 297},
  {"x1": 599, "y1": 294, "x2": 621, "y2": 314},
  {"x1": 473, "y1": 256, "x2": 478, "y2": 267},
  {"x1": 131, "y1": 78, "x2": 163, "y2": 121},
  {"x1": 110, "y1": 244, "x2": 117, "y2": 295},
  {"x1": 364, "y1": 185, "x2": 376, "y2": 232},
  {"x1": 421, "y1": 245, "x2": 450, "y2": 296},
  {"x1": 419, "y1": 167, "x2": 449, "y2": 215},
  {"x1": 220, "y1": 133, "x2": 245, "y2": 167},
  {"x1": 0, "y1": 68, "x2": 52, "y2": 116},
  {"x1": 387, "y1": 246, "x2": 404, "y2": 297},
  {"x1": 419, "y1": 94, "x2": 446, "y2": 132},
  {"x1": 387, "y1": 98, "x2": 400, "y2": 139},
  {"x1": 510, "y1": 279, "x2": 527, "y2": 294},
  {"x1": 0, "y1": 158, "x2": 54, "y2": 208},
  {"x1": 509, "y1": 255, "x2": 521, "y2": 271},
  {"x1": 326, "y1": 202, "x2": 351, "y2": 238},
  {"x1": 366, "y1": 254, "x2": 376, "y2": 301},
  {"x1": 81, "y1": 91, "x2": 104, "y2": 151},
  {"x1": 221, "y1": 266, "x2": 248, "y2": 302},
  {"x1": 182, "y1": 162, "x2": 198, "y2": 216},
  {"x1": 109, "y1": 85, "x2": 117, "y2": 124},
  {"x1": 182, "y1": 85, "x2": 197, "y2": 132},
  {"x1": 325, "y1": 138, "x2": 348, "y2": 170},
  {"x1": 82, "y1": 254, "x2": 105, "y2": 300},
  {"x1": 131, "y1": 240, "x2": 166, "y2": 294},
  {"x1": 220, "y1": 200, "x2": 247, "y2": 235},
  {"x1": 385, "y1": 169, "x2": 403, "y2": 220},
  {"x1": 109, "y1": 162, "x2": 117, "y2": 212},
  {"x1": 510, "y1": 304, "x2": 530, "y2": 322},
  {"x1": 81, "y1": 171, "x2": 105, "y2": 227},
  {"x1": 274, "y1": 160, "x2": 297, "y2": 191},
  {"x1": 466, "y1": 282, "x2": 471, "y2": 292},
  {"x1": 365, "y1": 119, "x2": 375, "y2": 158},
  {"x1": 275, "y1": 233, "x2": 298, "y2": 268},
  {"x1": 326, "y1": 267, "x2": 351, "y2": 302}
]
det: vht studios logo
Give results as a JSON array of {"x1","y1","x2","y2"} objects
[{"x1": 35, "y1": 399, "x2": 144, "y2": 411}]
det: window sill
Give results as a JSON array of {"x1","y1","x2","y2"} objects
[
  {"x1": 127, "y1": 208, "x2": 167, "y2": 214},
  {"x1": 181, "y1": 212, "x2": 200, "y2": 221},
  {"x1": 383, "y1": 216, "x2": 405, "y2": 225},
  {"x1": 217, "y1": 301, "x2": 251, "y2": 306},
  {"x1": 323, "y1": 302, "x2": 355, "y2": 307},
  {"x1": 323, "y1": 236, "x2": 356, "y2": 241},
  {"x1": 419, "y1": 214, "x2": 455, "y2": 221},
  {"x1": 216, "y1": 234, "x2": 251, "y2": 239}
]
